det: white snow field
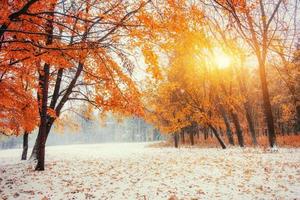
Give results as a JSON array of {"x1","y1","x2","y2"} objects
[{"x1": 0, "y1": 143, "x2": 299, "y2": 200}]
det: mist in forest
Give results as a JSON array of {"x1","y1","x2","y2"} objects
[{"x1": 0, "y1": 116, "x2": 162, "y2": 150}]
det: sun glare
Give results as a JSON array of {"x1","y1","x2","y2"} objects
[{"x1": 214, "y1": 49, "x2": 231, "y2": 69}]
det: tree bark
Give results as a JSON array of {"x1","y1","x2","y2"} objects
[
  {"x1": 231, "y1": 112, "x2": 244, "y2": 147},
  {"x1": 180, "y1": 130, "x2": 185, "y2": 144},
  {"x1": 237, "y1": 66, "x2": 257, "y2": 146},
  {"x1": 35, "y1": 63, "x2": 50, "y2": 171},
  {"x1": 189, "y1": 122, "x2": 198, "y2": 145},
  {"x1": 219, "y1": 105, "x2": 235, "y2": 145},
  {"x1": 29, "y1": 129, "x2": 39, "y2": 160},
  {"x1": 259, "y1": 60, "x2": 276, "y2": 147},
  {"x1": 173, "y1": 133, "x2": 179, "y2": 148},
  {"x1": 189, "y1": 130, "x2": 194, "y2": 146},
  {"x1": 21, "y1": 132, "x2": 29, "y2": 160},
  {"x1": 244, "y1": 102, "x2": 258, "y2": 146},
  {"x1": 204, "y1": 128, "x2": 208, "y2": 140},
  {"x1": 30, "y1": 139, "x2": 38, "y2": 160},
  {"x1": 209, "y1": 125, "x2": 226, "y2": 149},
  {"x1": 35, "y1": 3, "x2": 54, "y2": 170},
  {"x1": 296, "y1": 104, "x2": 300, "y2": 134},
  {"x1": 30, "y1": 62, "x2": 83, "y2": 161},
  {"x1": 30, "y1": 120, "x2": 53, "y2": 160}
]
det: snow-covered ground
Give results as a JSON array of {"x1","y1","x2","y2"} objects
[{"x1": 0, "y1": 143, "x2": 299, "y2": 200}]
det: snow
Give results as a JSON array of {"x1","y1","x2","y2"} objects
[{"x1": 0, "y1": 143, "x2": 299, "y2": 200}]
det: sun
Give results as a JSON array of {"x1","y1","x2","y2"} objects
[{"x1": 213, "y1": 48, "x2": 231, "y2": 69}]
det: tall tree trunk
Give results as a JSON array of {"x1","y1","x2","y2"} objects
[
  {"x1": 30, "y1": 60, "x2": 83, "y2": 161},
  {"x1": 173, "y1": 133, "x2": 179, "y2": 148},
  {"x1": 189, "y1": 131, "x2": 194, "y2": 146},
  {"x1": 219, "y1": 105, "x2": 234, "y2": 145},
  {"x1": 237, "y1": 67, "x2": 257, "y2": 146},
  {"x1": 34, "y1": 3, "x2": 55, "y2": 170},
  {"x1": 29, "y1": 129, "x2": 39, "y2": 160},
  {"x1": 30, "y1": 139, "x2": 38, "y2": 160},
  {"x1": 204, "y1": 128, "x2": 208, "y2": 140},
  {"x1": 180, "y1": 130, "x2": 185, "y2": 144},
  {"x1": 21, "y1": 132, "x2": 29, "y2": 160},
  {"x1": 190, "y1": 122, "x2": 198, "y2": 145},
  {"x1": 209, "y1": 125, "x2": 226, "y2": 149},
  {"x1": 35, "y1": 63, "x2": 50, "y2": 171},
  {"x1": 244, "y1": 102, "x2": 258, "y2": 146},
  {"x1": 295, "y1": 104, "x2": 300, "y2": 134},
  {"x1": 30, "y1": 120, "x2": 53, "y2": 160},
  {"x1": 259, "y1": 61, "x2": 276, "y2": 147},
  {"x1": 231, "y1": 112, "x2": 244, "y2": 147}
]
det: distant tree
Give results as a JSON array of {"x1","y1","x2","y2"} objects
[{"x1": 208, "y1": 0, "x2": 298, "y2": 147}]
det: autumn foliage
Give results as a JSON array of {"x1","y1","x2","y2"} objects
[
  {"x1": 141, "y1": 0, "x2": 299, "y2": 148},
  {"x1": 0, "y1": 0, "x2": 299, "y2": 170},
  {"x1": 0, "y1": 0, "x2": 153, "y2": 170}
]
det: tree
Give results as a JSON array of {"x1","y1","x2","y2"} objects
[
  {"x1": 208, "y1": 0, "x2": 295, "y2": 147},
  {"x1": 206, "y1": 17, "x2": 258, "y2": 145},
  {"x1": 143, "y1": 28, "x2": 227, "y2": 149},
  {"x1": 271, "y1": 39, "x2": 300, "y2": 134},
  {"x1": 1, "y1": 0, "x2": 151, "y2": 170},
  {"x1": 21, "y1": 132, "x2": 29, "y2": 160}
]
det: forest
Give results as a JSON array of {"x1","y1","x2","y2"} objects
[{"x1": 0, "y1": 0, "x2": 299, "y2": 199}]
